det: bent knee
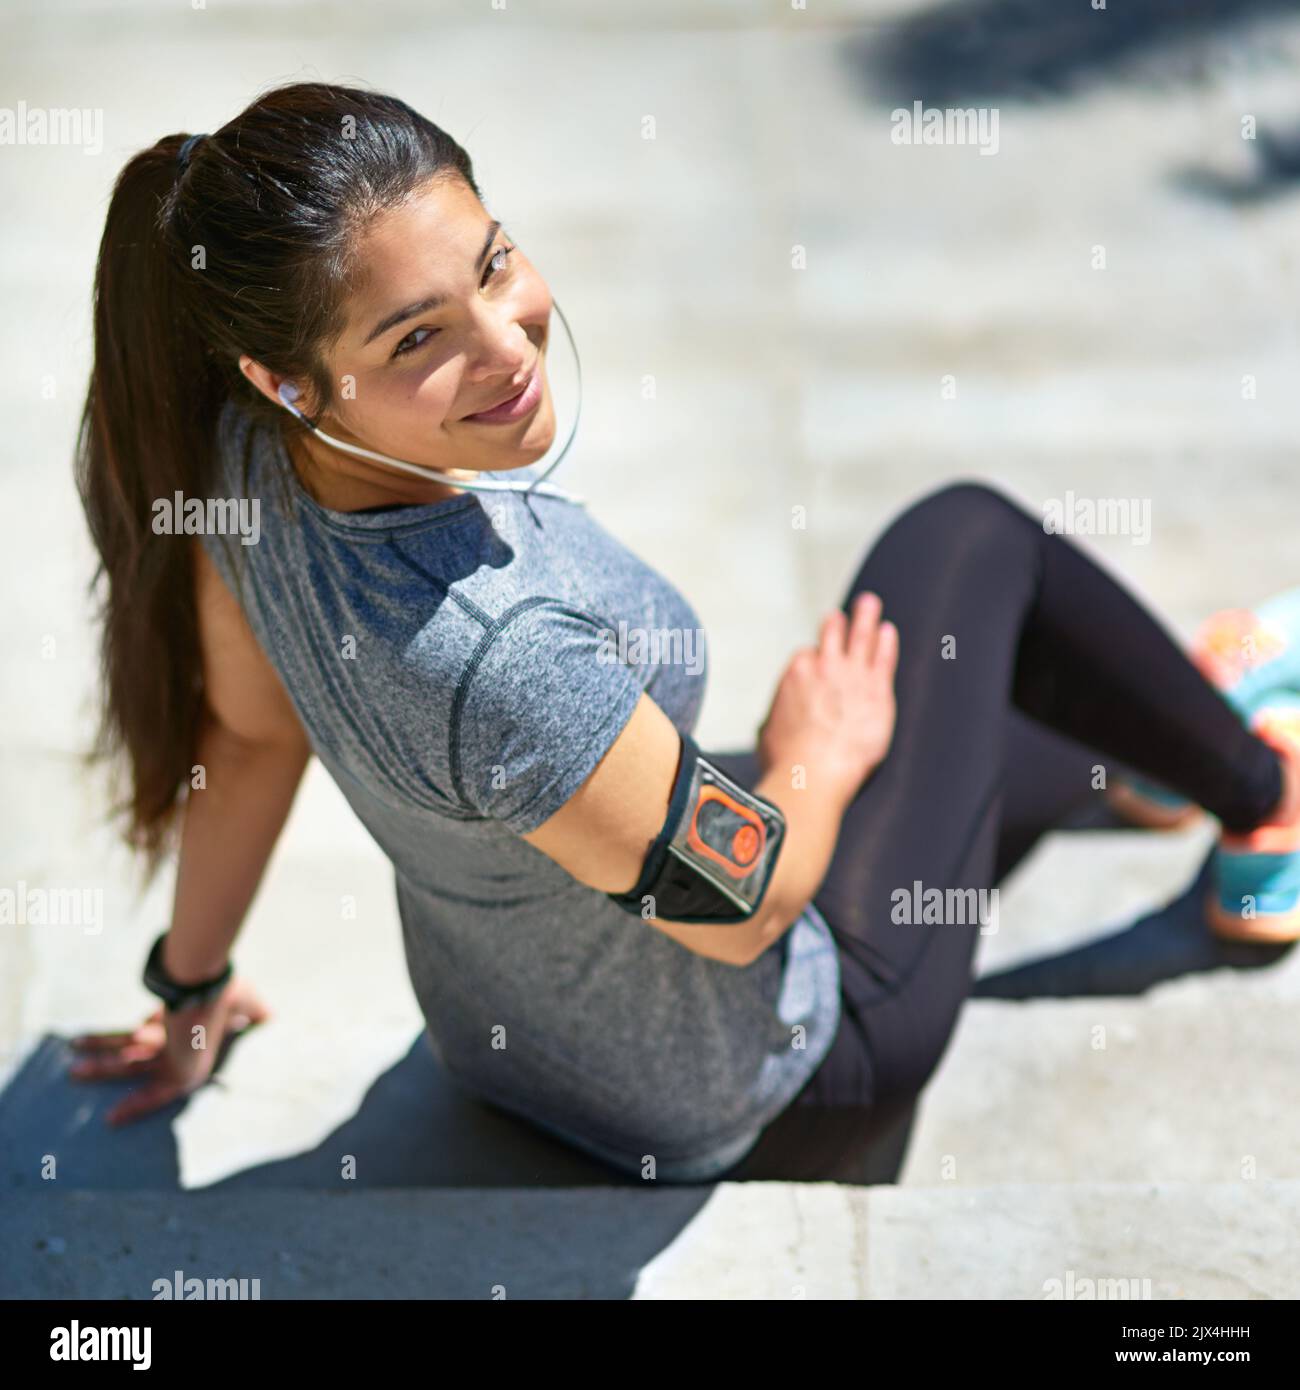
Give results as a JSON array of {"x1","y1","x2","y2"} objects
[
  {"x1": 915, "y1": 478, "x2": 1023, "y2": 525},
  {"x1": 888, "y1": 477, "x2": 1034, "y2": 559}
]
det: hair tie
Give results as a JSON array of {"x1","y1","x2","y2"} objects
[{"x1": 176, "y1": 132, "x2": 207, "y2": 175}]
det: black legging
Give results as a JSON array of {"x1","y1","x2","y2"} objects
[{"x1": 706, "y1": 481, "x2": 1283, "y2": 1183}]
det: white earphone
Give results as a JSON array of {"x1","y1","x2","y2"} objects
[{"x1": 274, "y1": 297, "x2": 586, "y2": 507}]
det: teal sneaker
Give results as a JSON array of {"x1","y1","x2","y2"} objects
[{"x1": 1205, "y1": 702, "x2": 1300, "y2": 942}]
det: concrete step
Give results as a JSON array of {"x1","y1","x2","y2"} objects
[
  {"x1": 899, "y1": 821, "x2": 1300, "y2": 1187},
  {"x1": 7, "y1": 767, "x2": 1299, "y2": 1197},
  {"x1": 5, "y1": 1180, "x2": 1297, "y2": 1300}
]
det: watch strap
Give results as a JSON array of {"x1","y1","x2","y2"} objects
[{"x1": 142, "y1": 931, "x2": 233, "y2": 1012}]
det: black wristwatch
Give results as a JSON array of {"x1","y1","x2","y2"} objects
[{"x1": 142, "y1": 931, "x2": 233, "y2": 1012}]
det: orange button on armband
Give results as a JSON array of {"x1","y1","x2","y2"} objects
[
  {"x1": 688, "y1": 788, "x2": 766, "y2": 878},
  {"x1": 731, "y1": 823, "x2": 760, "y2": 867}
]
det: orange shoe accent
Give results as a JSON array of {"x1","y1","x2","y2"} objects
[
  {"x1": 1190, "y1": 608, "x2": 1289, "y2": 691},
  {"x1": 1205, "y1": 900, "x2": 1300, "y2": 942}
]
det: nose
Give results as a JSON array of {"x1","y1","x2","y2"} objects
[{"x1": 462, "y1": 294, "x2": 533, "y2": 384}]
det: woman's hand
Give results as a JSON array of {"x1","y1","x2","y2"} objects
[
  {"x1": 758, "y1": 590, "x2": 900, "y2": 809},
  {"x1": 67, "y1": 977, "x2": 271, "y2": 1126}
]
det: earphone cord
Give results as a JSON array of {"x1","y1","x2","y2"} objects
[{"x1": 519, "y1": 295, "x2": 583, "y2": 510}]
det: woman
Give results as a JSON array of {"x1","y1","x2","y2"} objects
[{"x1": 68, "y1": 81, "x2": 1300, "y2": 1185}]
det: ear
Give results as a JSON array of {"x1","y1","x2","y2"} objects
[{"x1": 239, "y1": 355, "x2": 315, "y2": 414}]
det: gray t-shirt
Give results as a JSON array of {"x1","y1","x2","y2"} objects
[{"x1": 200, "y1": 395, "x2": 841, "y2": 1181}]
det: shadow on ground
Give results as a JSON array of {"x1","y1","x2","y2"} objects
[
  {"x1": 850, "y1": 0, "x2": 1300, "y2": 107},
  {"x1": 848, "y1": 0, "x2": 1300, "y2": 206},
  {"x1": 0, "y1": 1034, "x2": 721, "y2": 1296},
  {"x1": 975, "y1": 807, "x2": 1295, "y2": 998}
]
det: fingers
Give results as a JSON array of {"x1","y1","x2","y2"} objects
[
  {"x1": 817, "y1": 608, "x2": 848, "y2": 665},
  {"x1": 873, "y1": 614, "x2": 900, "y2": 680},
  {"x1": 106, "y1": 1081, "x2": 187, "y2": 1128},
  {"x1": 232, "y1": 991, "x2": 271, "y2": 1027},
  {"x1": 70, "y1": 1047, "x2": 161, "y2": 1081},
  {"x1": 225, "y1": 1007, "x2": 271, "y2": 1034},
  {"x1": 815, "y1": 592, "x2": 897, "y2": 671},
  {"x1": 847, "y1": 591, "x2": 882, "y2": 665},
  {"x1": 69, "y1": 1028, "x2": 150, "y2": 1053},
  {"x1": 70, "y1": 1009, "x2": 165, "y2": 1055},
  {"x1": 69, "y1": 1024, "x2": 164, "y2": 1077}
]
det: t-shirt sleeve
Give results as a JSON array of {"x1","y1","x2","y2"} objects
[{"x1": 450, "y1": 600, "x2": 647, "y2": 834}]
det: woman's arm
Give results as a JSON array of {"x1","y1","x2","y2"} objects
[
  {"x1": 67, "y1": 543, "x2": 311, "y2": 1123},
  {"x1": 520, "y1": 693, "x2": 774, "y2": 967},
  {"x1": 523, "y1": 594, "x2": 898, "y2": 969},
  {"x1": 521, "y1": 695, "x2": 858, "y2": 969},
  {"x1": 163, "y1": 541, "x2": 314, "y2": 980},
  {"x1": 162, "y1": 709, "x2": 311, "y2": 980}
]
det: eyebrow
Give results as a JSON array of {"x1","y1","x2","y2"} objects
[{"x1": 361, "y1": 219, "x2": 503, "y2": 348}]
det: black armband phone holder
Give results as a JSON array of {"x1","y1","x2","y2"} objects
[{"x1": 606, "y1": 734, "x2": 786, "y2": 925}]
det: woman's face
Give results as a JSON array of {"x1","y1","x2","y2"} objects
[{"x1": 307, "y1": 174, "x2": 557, "y2": 483}]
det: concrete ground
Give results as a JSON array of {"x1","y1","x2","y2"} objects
[{"x1": 4, "y1": 0, "x2": 1300, "y2": 1298}]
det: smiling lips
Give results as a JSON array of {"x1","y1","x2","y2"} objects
[{"x1": 464, "y1": 363, "x2": 543, "y2": 424}]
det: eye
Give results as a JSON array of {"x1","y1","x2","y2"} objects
[
  {"x1": 392, "y1": 326, "x2": 436, "y2": 359},
  {"x1": 484, "y1": 242, "x2": 517, "y2": 285},
  {"x1": 389, "y1": 243, "x2": 518, "y2": 360}
]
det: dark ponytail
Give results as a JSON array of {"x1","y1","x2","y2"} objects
[{"x1": 74, "y1": 81, "x2": 481, "y2": 884}]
